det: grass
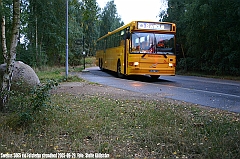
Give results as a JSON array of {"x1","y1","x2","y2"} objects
[
  {"x1": 0, "y1": 63, "x2": 239, "y2": 158},
  {"x1": 177, "y1": 70, "x2": 240, "y2": 81},
  {"x1": 35, "y1": 56, "x2": 95, "y2": 82},
  {"x1": 35, "y1": 66, "x2": 86, "y2": 83}
]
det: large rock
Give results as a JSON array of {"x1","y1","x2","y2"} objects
[{"x1": 0, "y1": 61, "x2": 40, "y2": 91}]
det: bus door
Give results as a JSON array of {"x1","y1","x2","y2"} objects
[{"x1": 124, "y1": 27, "x2": 130, "y2": 75}]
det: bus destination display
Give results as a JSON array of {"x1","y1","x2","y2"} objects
[{"x1": 137, "y1": 22, "x2": 171, "y2": 31}]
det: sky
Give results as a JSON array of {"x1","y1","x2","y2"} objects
[{"x1": 97, "y1": 0, "x2": 168, "y2": 24}]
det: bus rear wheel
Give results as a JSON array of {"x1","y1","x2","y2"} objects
[{"x1": 117, "y1": 61, "x2": 124, "y2": 78}]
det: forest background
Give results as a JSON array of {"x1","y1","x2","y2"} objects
[{"x1": 1, "y1": 0, "x2": 240, "y2": 76}]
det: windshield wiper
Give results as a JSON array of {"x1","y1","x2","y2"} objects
[
  {"x1": 160, "y1": 52, "x2": 172, "y2": 58},
  {"x1": 141, "y1": 53, "x2": 147, "y2": 58}
]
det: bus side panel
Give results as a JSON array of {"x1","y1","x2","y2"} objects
[
  {"x1": 103, "y1": 46, "x2": 124, "y2": 73},
  {"x1": 104, "y1": 48, "x2": 111, "y2": 70}
]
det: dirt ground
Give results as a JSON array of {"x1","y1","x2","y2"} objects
[{"x1": 52, "y1": 81, "x2": 194, "y2": 106}]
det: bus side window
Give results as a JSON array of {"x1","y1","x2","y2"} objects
[
  {"x1": 131, "y1": 33, "x2": 139, "y2": 51},
  {"x1": 120, "y1": 40, "x2": 125, "y2": 46},
  {"x1": 118, "y1": 34, "x2": 121, "y2": 47},
  {"x1": 114, "y1": 34, "x2": 118, "y2": 47},
  {"x1": 109, "y1": 36, "x2": 112, "y2": 48},
  {"x1": 113, "y1": 34, "x2": 116, "y2": 47},
  {"x1": 105, "y1": 39, "x2": 107, "y2": 51},
  {"x1": 120, "y1": 30, "x2": 125, "y2": 46}
]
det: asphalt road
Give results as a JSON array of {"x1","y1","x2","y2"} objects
[{"x1": 77, "y1": 67, "x2": 240, "y2": 113}]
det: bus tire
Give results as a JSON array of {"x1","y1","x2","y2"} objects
[
  {"x1": 99, "y1": 58, "x2": 103, "y2": 70},
  {"x1": 117, "y1": 61, "x2": 124, "y2": 78}
]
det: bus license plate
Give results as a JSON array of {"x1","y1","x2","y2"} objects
[{"x1": 149, "y1": 70, "x2": 159, "y2": 73}]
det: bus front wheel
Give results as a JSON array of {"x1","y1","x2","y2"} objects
[
  {"x1": 99, "y1": 58, "x2": 103, "y2": 70},
  {"x1": 117, "y1": 61, "x2": 124, "y2": 78}
]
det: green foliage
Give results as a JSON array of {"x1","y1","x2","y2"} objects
[
  {"x1": 35, "y1": 64, "x2": 89, "y2": 83},
  {"x1": 99, "y1": 0, "x2": 124, "y2": 37},
  {"x1": 165, "y1": 0, "x2": 240, "y2": 75},
  {"x1": 5, "y1": 80, "x2": 58, "y2": 129},
  {"x1": 1, "y1": 0, "x2": 123, "y2": 67},
  {"x1": 23, "y1": 0, "x2": 101, "y2": 66},
  {"x1": 81, "y1": 0, "x2": 101, "y2": 56},
  {"x1": 36, "y1": 67, "x2": 66, "y2": 83}
]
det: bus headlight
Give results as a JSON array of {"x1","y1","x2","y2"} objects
[
  {"x1": 169, "y1": 63, "x2": 173, "y2": 67},
  {"x1": 134, "y1": 62, "x2": 139, "y2": 66}
]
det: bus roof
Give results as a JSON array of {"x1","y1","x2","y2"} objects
[{"x1": 97, "y1": 21, "x2": 176, "y2": 41}]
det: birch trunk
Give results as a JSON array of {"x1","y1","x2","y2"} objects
[
  {"x1": 1, "y1": 0, "x2": 20, "y2": 110},
  {"x1": 1, "y1": 0, "x2": 7, "y2": 62},
  {"x1": 1, "y1": 16, "x2": 8, "y2": 62}
]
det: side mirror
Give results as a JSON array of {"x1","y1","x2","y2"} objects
[{"x1": 126, "y1": 32, "x2": 130, "y2": 39}]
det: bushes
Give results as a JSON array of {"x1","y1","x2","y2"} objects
[{"x1": 4, "y1": 80, "x2": 58, "y2": 129}]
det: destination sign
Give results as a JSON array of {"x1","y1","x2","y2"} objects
[{"x1": 137, "y1": 22, "x2": 171, "y2": 31}]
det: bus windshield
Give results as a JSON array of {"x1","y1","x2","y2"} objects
[{"x1": 131, "y1": 32, "x2": 175, "y2": 54}]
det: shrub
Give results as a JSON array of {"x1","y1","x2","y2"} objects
[{"x1": 5, "y1": 80, "x2": 58, "y2": 129}]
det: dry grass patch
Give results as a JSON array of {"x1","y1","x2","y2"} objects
[{"x1": 1, "y1": 92, "x2": 239, "y2": 158}]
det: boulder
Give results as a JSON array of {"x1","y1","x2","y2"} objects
[{"x1": 0, "y1": 61, "x2": 40, "y2": 91}]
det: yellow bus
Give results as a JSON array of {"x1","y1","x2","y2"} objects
[{"x1": 96, "y1": 21, "x2": 176, "y2": 79}]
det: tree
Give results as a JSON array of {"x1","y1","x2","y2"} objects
[
  {"x1": 164, "y1": 0, "x2": 240, "y2": 75},
  {"x1": 81, "y1": 0, "x2": 100, "y2": 56},
  {"x1": 1, "y1": 0, "x2": 20, "y2": 110},
  {"x1": 24, "y1": 0, "x2": 66, "y2": 66},
  {"x1": 20, "y1": 0, "x2": 101, "y2": 66},
  {"x1": 99, "y1": 0, "x2": 123, "y2": 37},
  {"x1": 1, "y1": 0, "x2": 124, "y2": 72},
  {"x1": 158, "y1": 0, "x2": 169, "y2": 22}
]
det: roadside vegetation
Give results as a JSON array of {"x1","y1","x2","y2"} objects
[
  {"x1": 176, "y1": 70, "x2": 240, "y2": 81},
  {"x1": 165, "y1": 0, "x2": 240, "y2": 76},
  {"x1": 0, "y1": 60, "x2": 239, "y2": 158}
]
